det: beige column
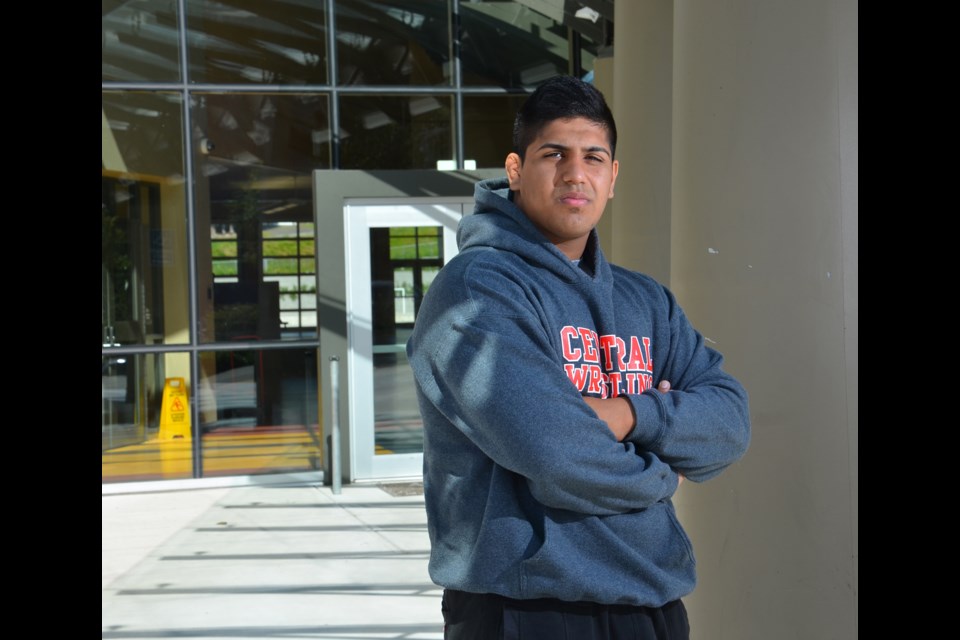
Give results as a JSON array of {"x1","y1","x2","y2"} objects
[
  {"x1": 605, "y1": 1, "x2": 858, "y2": 637},
  {"x1": 606, "y1": 0, "x2": 674, "y2": 284}
]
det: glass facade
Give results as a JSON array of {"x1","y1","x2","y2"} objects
[
  {"x1": 340, "y1": 94, "x2": 453, "y2": 169},
  {"x1": 335, "y1": 0, "x2": 452, "y2": 86},
  {"x1": 186, "y1": 1, "x2": 329, "y2": 85},
  {"x1": 102, "y1": 0, "x2": 609, "y2": 484},
  {"x1": 191, "y1": 92, "x2": 329, "y2": 343}
]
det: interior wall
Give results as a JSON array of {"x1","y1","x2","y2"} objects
[
  {"x1": 592, "y1": 56, "x2": 615, "y2": 259},
  {"x1": 608, "y1": 1, "x2": 674, "y2": 285},
  {"x1": 610, "y1": 1, "x2": 858, "y2": 638}
]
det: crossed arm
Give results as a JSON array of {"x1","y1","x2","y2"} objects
[
  {"x1": 583, "y1": 381, "x2": 684, "y2": 485},
  {"x1": 582, "y1": 380, "x2": 671, "y2": 441}
]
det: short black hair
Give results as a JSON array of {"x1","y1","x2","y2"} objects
[{"x1": 512, "y1": 75, "x2": 617, "y2": 161}]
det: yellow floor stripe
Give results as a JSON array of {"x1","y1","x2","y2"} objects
[{"x1": 102, "y1": 428, "x2": 322, "y2": 483}]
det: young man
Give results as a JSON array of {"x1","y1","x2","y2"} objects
[{"x1": 406, "y1": 75, "x2": 750, "y2": 639}]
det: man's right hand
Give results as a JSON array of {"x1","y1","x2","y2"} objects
[
  {"x1": 583, "y1": 379, "x2": 674, "y2": 442},
  {"x1": 589, "y1": 380, "x2": 684, "y2": 487}
]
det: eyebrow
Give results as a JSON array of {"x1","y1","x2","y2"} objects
[{"x1": 535, "y1": 142, "x2": 612, "y2": 157}]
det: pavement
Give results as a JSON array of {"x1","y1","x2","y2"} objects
[{"x1": 102, "y1": 481, "x2": 443, "y2": 639}]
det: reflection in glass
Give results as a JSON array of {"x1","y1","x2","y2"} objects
[
  {"x1": 102, "y1": 352, "x2": 193, "y2": 483},
  {"x1": 335, "y1": 0, "x2": 451, "y2": 86},
  {"x1": 103, "y1": 0, "x2": 613, "y2": 485},
  {"x1": 102, "y1": 0, "x2": 181, "y2": 82},
  {"x1": 373, "y1": 346, "x2": 422, "y2": 454},
  {"x1": 462, "y1": 95, "x2": 527, "y2": 168},
  {"x1": 102, "y1": 92, "x2": 189, "y2": 347},
  {"x1": 186, "y1": 0, "x2": 328, "y2": 85},
  {"x1": 370, "y1": 226, "x2": 443, "y2": 454},
  {"x1": 192, "y1": 93, "x2": 329, "y2": 343},
  {"x1": 340, "y1": 95, "x2": 453, "y2": 169},
  {"x1": 199, "y1": 348, "x2": 321, "y2": 477},
  {"x1": 460, "y1": 1, "x2": 598, "y2": 88},
  {"x1": 264, "y1": 225, "x2": 317, "y2": 333}
]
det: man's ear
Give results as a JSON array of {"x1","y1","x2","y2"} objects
[
  {"x1": 609, "y1": 159, "x2": 619, "y2": 198},
  {"x1": 505, "y1": 152, "x2": 522, "y2": 191}
]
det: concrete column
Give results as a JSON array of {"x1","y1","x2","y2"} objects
[
  {"x1": 669, "y1": 1, "x2": 858, "y2": 638},
  {"x1": 608, "y1": 0, "x2": 674, "y2": 284},
  {"x1": 606, "y1": 1, "x2": 858, "y2": 637}
]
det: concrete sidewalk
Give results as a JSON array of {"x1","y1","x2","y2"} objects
[{"x1": 102, "y1": 482, "x2": 443, "y2": 639}]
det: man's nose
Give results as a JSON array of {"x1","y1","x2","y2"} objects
[{"x1": 561, "y1": 157, "x2": 586, "y2": 184}]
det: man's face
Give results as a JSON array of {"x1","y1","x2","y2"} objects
[{"x1": 506, "y1": 117, "x2": 618, "y2": 260}]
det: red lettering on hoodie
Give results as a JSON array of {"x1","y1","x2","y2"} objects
[
  {"x1": 564, "y1": 363, "x2": 589, "y2": 391},
  {"x1": 626, "y1": 336, "x2": 652, "y2": 372},
  {"x1": 578, "y1": 328, "x2": 600, "y2": 364},
  {"x1": 560, "y1": 327, "x2": 654, "y2": 396},
  {"x1": 586, "y1": 365, "x2": 605, "y2": 394}
]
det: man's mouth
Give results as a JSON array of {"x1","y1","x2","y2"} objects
[{"x1": 559, "y1": 192, "x2": 589, "y2": 206}]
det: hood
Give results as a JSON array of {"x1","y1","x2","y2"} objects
[{"x1": 457, "y1": 177, "x2": 607, "y2": 283}]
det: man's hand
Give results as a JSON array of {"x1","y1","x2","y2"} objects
[
  {"x1": 583, "y1": 380, "x2": 673, "y2": 442},
  {"x1": 583, "y1": 396, "x2": 635, "y2": 441}
]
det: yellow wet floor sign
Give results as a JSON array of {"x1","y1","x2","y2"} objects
[{"x1": 159, "y1": 377, "x2": 192, "y2": 441}]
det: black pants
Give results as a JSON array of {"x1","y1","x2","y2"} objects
[{"x1": 442, "y1": 589, "x2": 690, "y2": 640}]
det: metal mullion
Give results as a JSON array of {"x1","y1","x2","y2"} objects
[
  {"x1": 451, "y1": 0, "x2": 464, "y2": 169},
  {"x1": 458, "y1": 86, "x2": 532, "y2": 95},
  {"x1": 174, "y1": 0, "x2": 204, "y2": 479},
  {"x1": 326, "y1": 0, "x2": 340, "y2": 167},
  {"x1": 178, "y1": 83, "x2": 334, "y2": 93},
  {"x1": 101, "y1": 338, "x2": 320, "y2": 358},
  {"x1": 101, "y1": 82, "x2": 189, "y2": 91},
  {"x1": 332, "y1": 85, "x2": 459, "y2": 95},
  {"x1": 203, "y1": 339, "x2": 321, "y2": 352},
  {"x1": 102, "y1": 344, "x2": 202, "y2": 358},
  {"x1": 103, "y1": 82, "x2": 476, "y2": 95}
]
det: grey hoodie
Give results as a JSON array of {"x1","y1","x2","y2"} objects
[{"x1": 406, "y1": 177, "x2": 750, "y2": 606}]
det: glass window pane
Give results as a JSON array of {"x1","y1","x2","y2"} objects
[
  {"x1": 462, "y1": 95, "x2": 527, "y2": 168},
  {"x1": 264, "y1": 257, "x2": 299, "y2": 274},
  {"x1": 103, "y1": 92, "x2": 189, "y2": 347},
  {"x1": 417, "y1": 234, "x2": 440, "y2": 259},
  {"x1": 186, "y1": 0, "x2": 328, "y2": 85},
  {"x1": 335, "y1": 0, "x2": 451, "y2": 86},
  {"x1": 369, "y1": 223, "x2": 445, "y2": 457},
  {"x1": 460, "y1": 1, "x2": 599, "y2": 88},
  {"x1": 102, "y1": 352, "x2": 194, "y2": 483},
  {"x1": 393, "y1": 266, "x2": 414, "y2": 324},
  {"x1": 389, "y1": 234, "x2": 417, "y2": 260},
  {"x1": 373, "y1": 349, "x2": 422, "y2": 454},
  {"x1": 192, "y1": 94, "x2": 330, "y2": 343},
  {"x1": 340, "y1": 95, "x2": 453, "y2": 169},
  {"x1": 103, "y1": 0, "x2": 182, "y2": 82},
  {"x1": 199, "y1": 348, "x2": 321, "y2": 477},
  {"x1": 263, "y1": 239, "x2": 298, "y2": 257}
]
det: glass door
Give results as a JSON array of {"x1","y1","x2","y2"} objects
[{"x1": 344, "y1": 200, "x2": 466, "y2": 480}]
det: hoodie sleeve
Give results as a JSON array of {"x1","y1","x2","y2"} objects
[
  {"x1": 623, "y1": 286, "x2": 751, "y2": 483},
  {"x1": 408, "y1": 257, "x2": 680, "y2": 516}
]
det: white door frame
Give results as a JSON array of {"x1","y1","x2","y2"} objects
[
  {"x1": 342, "y1": 199, "x2": 465, "y2": 480},
  {"x1": 314, "y1": 169, "x2": 501, "y2": 485}
]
